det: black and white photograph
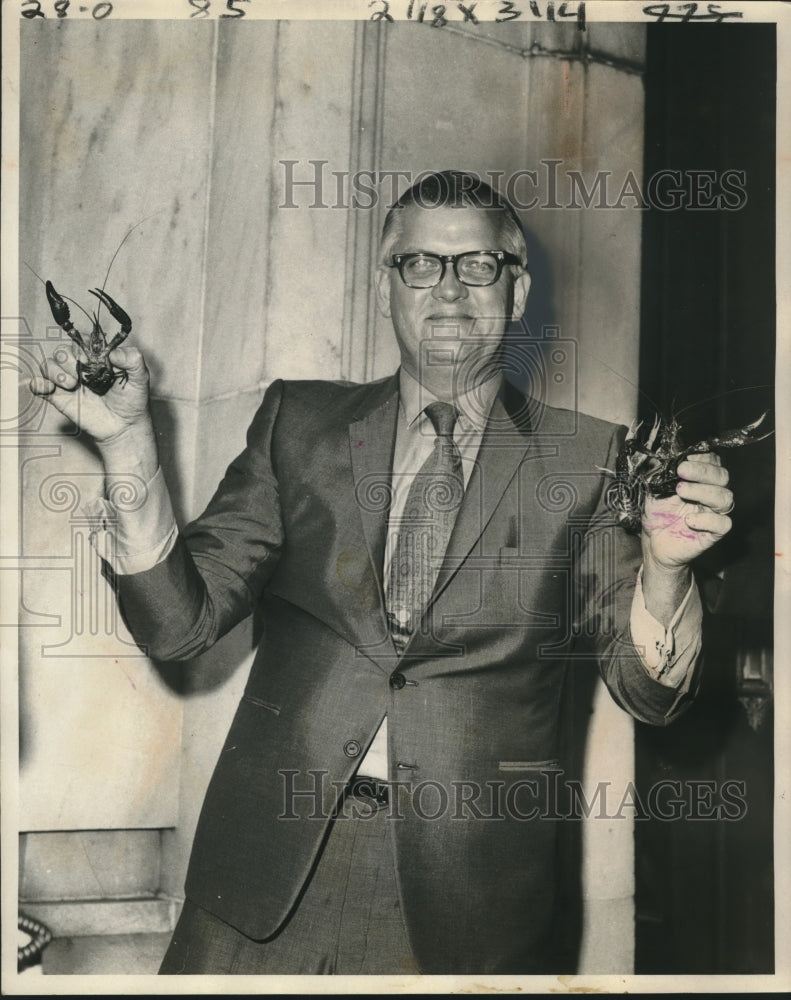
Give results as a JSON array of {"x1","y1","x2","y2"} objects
[{"x1": 1, "y1": 0, "x2": 787, "y2": 992}]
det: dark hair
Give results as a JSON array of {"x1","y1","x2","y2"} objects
[{"x1": 379, "y1": 170, "x2": 528, "y2": 269}]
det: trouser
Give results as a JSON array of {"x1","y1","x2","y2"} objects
[{"x1": 159, "y1": 788, "x2": 420, "y2": 975}]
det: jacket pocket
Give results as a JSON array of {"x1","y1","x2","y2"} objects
[
  {"x1": 498, "y1": 759, "x2": 561, "y2": 771},
  {"x1": 242, "y1": 693, "x2": 282, "y2": 715}
]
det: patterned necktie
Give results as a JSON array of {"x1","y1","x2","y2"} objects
[{"x1": 387, "y1": 401, "x2": 464, "y2": 650}]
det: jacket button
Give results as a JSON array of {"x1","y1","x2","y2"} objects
[
  {"x1": 389, "y1": 672, "x2": 406, "y2": 690},
  {"x1": 343, "y1": 740, "x2": 361, "y2": 758}
]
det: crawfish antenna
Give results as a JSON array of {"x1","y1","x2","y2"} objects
[
  {"x1": 673, "y1": 385, "x2": 776, "y2": 424},
  {"x1": 94, "y1": 210, "x2": 164, "y2": 324},
  {"x1": 576, "y1": 344, "x2": 663, "y2": 419},
  {"x1": 64, "y1": 295, "x2": 96, "y2": 326},
  {"x1": 23, "y1": 261, "x2": 46, "y2": 286}
]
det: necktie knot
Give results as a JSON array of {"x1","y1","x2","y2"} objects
[{"x1": 424, "y1": 401, "x2": 458, "y2": 440}]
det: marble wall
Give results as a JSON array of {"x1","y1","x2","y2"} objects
[
  {"x1": 18, "y1": 19, "x2": 215, "y2": 835},
  {"x1": 17, "y1": 16, "x2": 646, "y2": 971}
]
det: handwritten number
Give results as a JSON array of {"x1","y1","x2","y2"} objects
[
  {"x1": 557, "y1": 1, "x2": 585, "y2": 26},
  {"x1": 220, "y1": 0, "x2": 248, "y2": 16},
  {"x1": 366, "y1": 0, "x2": 587, "y2": 27},
  {"x1": 643, "y1": 2, "x2": 742, "y2": 21},
  {"x1": 189, "y1": 0, "x2": 210, "y2": 15},
  {"x1": 496, "y1": 1, "x2": 521, "y2": 22},
  {"x1": 699, "y1": 2, "x2": 738, "y2": 20},
  {"x1": 369, "y1": 0, "x2": 394, "y2": 20},
  {"x1": 21, "y1": 0, "x2": 113, "y2": 17},
  {"x1": 21, "y1": 0, "x2": 45, "y2": 18},
  {"x1": 644, "y1": 2, "x2": 677, "y2": 19}
]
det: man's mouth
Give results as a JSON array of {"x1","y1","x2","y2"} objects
[{"x1": 425, "y1": 313, "x2": 473, "y2": 322}]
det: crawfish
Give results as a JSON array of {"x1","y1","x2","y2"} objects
[
  {"x1": 606, "y1": 411, "x2": 772, "y2": 533},
  {"x1": 44, "y1": 281, "x2": 131, "y2": 396},
  {"x1": 29, "y1": 218, "x2": 156, "y2": 396}
]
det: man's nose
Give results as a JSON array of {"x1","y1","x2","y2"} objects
[{"x1": 431, "y1": 264, "x2": 468, "y2": 302}]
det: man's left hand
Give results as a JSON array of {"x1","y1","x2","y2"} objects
[{"x1": 641, "y1": 451, "x2": 734, "y2": 569}]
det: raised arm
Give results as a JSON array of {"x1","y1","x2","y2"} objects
[
  {"x1": 580, "y1": 426, "x2": 732, "y2": 726},
  {"x1": 31, "y1": 346, "x2": 285, "y2": 661}
]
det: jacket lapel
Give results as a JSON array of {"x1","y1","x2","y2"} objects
[
  {"x1": 348, "y1": 374, "x2": 400, "y2": 663},
  {"x1": 414, "y1": 382, "x2": 556, "y2": 641}
]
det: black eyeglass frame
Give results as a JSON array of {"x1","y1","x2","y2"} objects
[{"x1": 387, "y1": 250, "x2": 524, "y2": 288}]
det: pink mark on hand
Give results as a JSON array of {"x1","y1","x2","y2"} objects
[{"x1": 644, "y1": 510, "x2": 697, "y2": 541}]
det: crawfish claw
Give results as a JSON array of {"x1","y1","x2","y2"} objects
[
  {"x1": 695, "y1": 411, "x2": 772, "y2": 451},
  {"x1": 45, "y1": 280, "x2": 71, "y2": 327},
  {"x1": 742, "y1": 411, "x2": 767, "y2": 434},
  {"x1": 89, "y1": 288, "x2": 132, "y2": 336}
]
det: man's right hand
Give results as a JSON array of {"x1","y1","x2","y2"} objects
[{"x1": 30, "y1": 344, "x2": 159, "y2": 482}]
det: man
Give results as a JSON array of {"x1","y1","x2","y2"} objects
[{"x1": 31, "y1": 172, "x2": 734, "y2": 975}]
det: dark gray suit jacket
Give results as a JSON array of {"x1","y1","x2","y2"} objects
[{"x1": 117, "y1": 372, "x2": 697, "y2": 973}]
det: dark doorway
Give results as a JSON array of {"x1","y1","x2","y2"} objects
[{"x1": 636, "y1": 24, "x2": 775, "y2": 973}]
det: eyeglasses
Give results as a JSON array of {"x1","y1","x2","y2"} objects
[{"x1": 387, "y1": 250, "x2": 523, "y2": 289}]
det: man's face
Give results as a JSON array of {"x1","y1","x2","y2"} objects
[{"x1": 375, "y1": 204, "x2": 530, "y2": 391}]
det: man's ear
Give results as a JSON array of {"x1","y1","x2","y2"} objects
[
  {"x1": 374, "y1": 266, "x2": 392, "y2": 318},
  {"x1": 510, "y1": 271, "x2": 531, "y2": 322}
]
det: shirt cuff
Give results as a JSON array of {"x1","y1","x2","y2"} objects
[
  {"x1": 630, "y1": 566, "x2": 703, "y2": 688},
  {"x1": 84, "y1": 466, "x2": 178, "y2": 575}
]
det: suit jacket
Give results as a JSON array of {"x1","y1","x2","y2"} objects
[{"x1": 117, "y1": 372, "x2": 697, "y2": 974}]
